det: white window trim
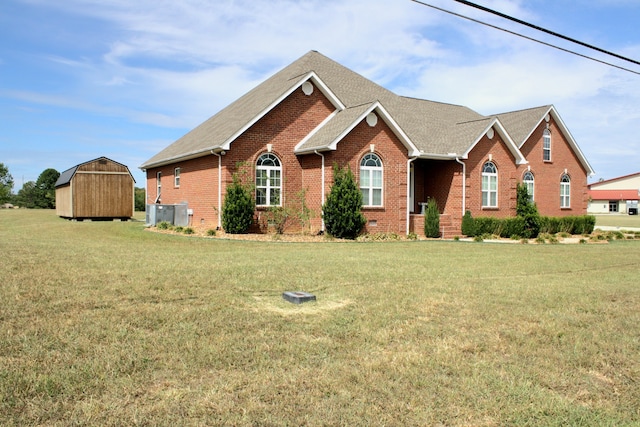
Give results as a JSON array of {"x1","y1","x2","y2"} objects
[
  {"x1": 360, "y1": 153, "x2": 383, "y2": 207},
  {"x1": 523, "y1": 171, "x2": 535, "y2": 202},
  {"x1": 543, "y1": 129, "x2": 551, "y2": 162},
  {"x1": 174, "y1": 167, "x2": 180, "y2": 187},
  {"x1": 256, "y1": 153, "x2": 282, "y2": 207},
  {"x1": 482, "y1": 161, "x2": 498, "y2": 208},
  {"x1": 156, "y1": 171, "x2": 162, "y2": 202},
  {"x1": 560, "y1": 174, "x2": 571, "y2": 208}
]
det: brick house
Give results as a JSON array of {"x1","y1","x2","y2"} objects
[{"x1": 140, "y1": 51, "x2": 594, "y2": 236}]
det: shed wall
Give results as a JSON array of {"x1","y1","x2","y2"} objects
[
  {"x1": 72, "y1": 172, "x2": 134, "y2": 218},
  {"x1": 55, "y1": 185, "x2": 73, "y2": 217}
]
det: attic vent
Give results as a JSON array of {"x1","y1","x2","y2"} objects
[
  {"x1": 302, "y1": 81, "x2": 314, "y2": 96},
  {"x1": 366, "y1": 112, "x2": 378, "y2": 127},
  {"x1": 486, "y1": 128, "x2": 494, "y2": 139},
  {"x1": 99, "y1": 159, "x2": 107, "y2": 165}
]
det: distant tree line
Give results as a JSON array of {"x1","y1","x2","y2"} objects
[{"x1": 0, "y1": 162, "x2": 146, "y2": 211}]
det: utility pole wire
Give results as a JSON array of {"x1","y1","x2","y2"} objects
[
  {"x1": 409, "y1": 0, "x2": 640, "y2": 76},
  {"x1": 451, "y1": 0, "x2": 640, "y2": 67}
]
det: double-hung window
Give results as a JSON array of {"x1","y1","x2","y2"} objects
[
  {"x1": 543, "y1": 129, "x2": 551, "y2": 161},
  {"x1": 523, "y1": 171, "x2": 535, "y2": 202},
  {"x1": 360, "y1": 153, "x2": 383, "y2": 206},
  {"x1": 560, "y1": 174, "x2": 571, "y2": 208},
  {"x1": 156, "y1": 171, "x2": 162, "y2": 202},
  {"x1": 256, "y1": 153, "x2": 281, "y2": 206},
  {"x1": 482, "y1": 161, "x2": 498, "y2": 208},
  {"x1": 174, "y1": 167, "x2": 180, "y2": 187}
]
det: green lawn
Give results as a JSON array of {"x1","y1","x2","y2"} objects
[
  {"x1": 595, "y1": 213, "x2": 640, "y2": 229},
  {"x1": 1, "y1": 210, "x2": 639, "y2": 426}
]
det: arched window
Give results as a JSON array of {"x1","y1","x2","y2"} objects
[
  {"x1": 256, "y1": 153, "x2": 281, "y2": 206},
  {"x1": 482, "y1": 161, "x2": 498, "y2": 208},
  {"x1": 523, "y1": 171, "x2": 535, "y2": 202},
  {"x1": 560, "y1": 174, "x2": 571, "y2": 208},
  {"x1": 543, "y1": 129, "x2": 551, "y2": 161},
  {"x1": 360, "y1": 153, "x2": 383, "y2": 206}
]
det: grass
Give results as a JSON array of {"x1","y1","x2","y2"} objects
[
  {"x1": 595, "y1": 213, "x2": 640, "y2": 229},
  {"x1": 1, "y1": 210, "x2": 639, "y2": 426}
]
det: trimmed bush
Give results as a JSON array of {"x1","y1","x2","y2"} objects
[
  {"x1": 461, "y1": 213, "x2": 594, "y2": 239},
  {"x1": 322, "y1": 165, "x2": 366, "y2": 239},
  {"x1": 424, "y1": 198, "x2": 440, "y2": 238},
  {"x1": 461, "y1": 210, "x2": 476, "y2": 236}
]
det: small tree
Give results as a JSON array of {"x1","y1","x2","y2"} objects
[
  {"x1": 516, "y1": 183, "x2": 540, "y2": 238},
  {"x1": 424, "y1": 198, "x2": 440, "y2": 238},
  {"x1": 0, "y1": 163, "x2": 13, "y2": 204},
  {"x1": 135, "y1": 187, "x2": 146, "y2": 211},
  {"x1": 322, "y1": 164, "x2": 366, "y2": 239},
  {"x1": 35, "y1": 168, "x2": 60, "y2": 209},
  {"x1": 222, "y1": 166, "x2": 255, "y2": 234}
]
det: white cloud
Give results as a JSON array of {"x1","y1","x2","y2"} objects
[{"x1": 8, "y1": 0, "x2": 640, "y2": 184}]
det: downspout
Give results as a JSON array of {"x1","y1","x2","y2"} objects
[
  {"x1": 455, "y1": 157, "x2": 466, "y2": 216},
  {"x1": 406, "y1": 157, "x2": 417, "y2": 235},
  {"x1": 314, "y1": 150, "x2": 325, "y2": 231},
  {"x1": 211, "y1": 150, "x2": 222, "y2": 229}
]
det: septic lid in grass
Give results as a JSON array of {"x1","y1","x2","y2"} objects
[{"x1": 283, "y1": 291, "x2": 316, "y2": 304}]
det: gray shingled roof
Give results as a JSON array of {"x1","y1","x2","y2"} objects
[
  {"x1": 494, "y1": 105, "x2": 552, "y2": 147},
  {"x1": 140, "y1": 51, "x2": 591, "y2": 173}
]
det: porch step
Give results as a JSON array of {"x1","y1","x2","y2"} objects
[{"x1": 409, "y1": 213, "x2": 461, "y2": 239}]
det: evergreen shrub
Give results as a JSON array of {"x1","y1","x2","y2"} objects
[
  {"x1": 322, "y1": 165, "x2": 366, "y2": 239},
  {"x1": 424, "y1": 198, "x2": 440, "y2": 238},
  {"x1": 222, "y1": 167, "x2": 255, "y2": 234},
  {"x1": 461, "y1": 210, "x2": 476, "y2": 236}
]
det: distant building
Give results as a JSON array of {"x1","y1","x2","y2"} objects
[
  {"x1": 55, "y1": 157, "x2": 135, "y2": 220},
  {"x1": 588, "y1": 172, "x2": 640, "y2": 215}
]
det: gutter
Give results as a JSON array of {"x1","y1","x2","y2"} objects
[
  {"x1": 406, "y1": 157, "x2": 417, "y2": 235},
  {"x1": 314, "y1": 150, "x2": 326, "y2": 232},
  {"x1": 211, "y1": 150, "x2": 224, "y2": 229},
  {"x1": 455, "y1": 156, "x2": 466, "y2": 217}
]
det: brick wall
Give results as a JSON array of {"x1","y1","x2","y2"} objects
[
  {"x1": 147, "y1": 82, "x2": 335, "y2": 231},
  {"x1": 146, "y1": 84, "x2": 589, "y2": 236},
  {"x1": 323, "y1": 117, "x2": 410, "y2": 235},
  {"x1": 465, "y1": 133, "x2": 520, "y2": 219},
  {"x1": 517, "y1": 118, "x2": 589, "y2": 216}
]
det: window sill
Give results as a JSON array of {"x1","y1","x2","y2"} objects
[
  {"x1": 362, "y1": 206, "x2": 385, "y2": 210},
  {"x1": 482, "y1": 207, "x2": 499, "y2": 210}
]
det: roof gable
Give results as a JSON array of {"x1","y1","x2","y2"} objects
[
  {"x1": 141, "y1": 51, "x2": 592, "y2": 174},
  {"x1": 495, "y1": 105, "x2": 594, "y2": 176},
  {"x1": 56, "y1": 157, "x2": 134, "y2": 187},
  {"x1": 459, "y1": 118, "x2": 527, "y2": 165},
  {"x1": 589, "y1": 171, "x2": 640, "y2": 188}
]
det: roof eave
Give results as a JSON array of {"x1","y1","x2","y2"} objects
[
  {"x1": 548, "y1": 106, "x2": 595, "y2": 176},
  {"x1": 139, "y1": 148, "x2": 222, "y2": 170},
  {"x1": 325, "y1": 102, "x2": 421, "y2": 156},
  {"x1": 462, "y1": 119, "x2": 527, "y2": 165},
  {"x1": 221, "y1": 72, "x2": 345, "y2": 151}
]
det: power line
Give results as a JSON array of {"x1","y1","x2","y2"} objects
[
  {"x1": 409, "y1": 0, "x2": 640, "y2": 76},
  {"x1": 451, "y1": 0, "x2": 640, "y2": 67}
]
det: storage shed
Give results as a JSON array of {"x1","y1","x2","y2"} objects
[{"x1": 55, "y1": 157, "x2": 135, "y2": 220}]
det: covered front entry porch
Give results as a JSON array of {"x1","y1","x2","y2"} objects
[{"x1": 408, "y1": 158, "x2": 465, "y2": 238}]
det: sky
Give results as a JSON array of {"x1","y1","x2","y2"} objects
[{"x1": 1, "y1": 0, "x2": 639, "y2": 192}]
